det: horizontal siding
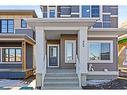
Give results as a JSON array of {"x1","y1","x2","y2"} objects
[
  {"x1": 0, "y1": 72, "x2": 25, "y2": 79},
  {"x1": 0, "y1": 63, "x2": 22, "y2": 69}
]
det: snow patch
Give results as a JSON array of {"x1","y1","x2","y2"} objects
[
  {"x1": 87, "y1": 80, "x2": 111, "y2": 86},
  {"x1": 0, "y1": 79, "x2": 27, "y2": 87}
]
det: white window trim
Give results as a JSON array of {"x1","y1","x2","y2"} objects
[
  {"x1": 88, "y1": 40, "x2": 113, "y2": 63},
  {"x1": 65, "y1": 40, "x2": 76, "y2": 63},
  {"x1": 0, "y1": 47, "x2": 22, "y2": 64}
]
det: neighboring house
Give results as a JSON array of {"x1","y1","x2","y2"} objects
[
  {"x1": 26, "y1": 5, "x2": 126, "y2": 89},
  {"x1": 118, "y1": 22, "x2": 127, "y2": 74},
  {"x1": 0, "y1": 10, "x2": 37, "y2": 79}
]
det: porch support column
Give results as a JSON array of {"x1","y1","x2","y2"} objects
[
  {"x1": 78, "y1": 26, "x2": 88, "y2": 86},
  {"x1": 22, "y1": 41, "x2": 26, "y2": 70},
  {"x1": 35, "y1": 27, "x2": 45, "y2": 89}
]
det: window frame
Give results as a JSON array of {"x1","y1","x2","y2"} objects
[
  {"x1": 21, "y1": 19, "x2": 27, "y2": 28},
  {"x1": 2, "y1": 47, "x2": 22, "y2": 63},
  {"x1": 1, "y1": 19, "x2": 14, "y2": 33},
  {"x1": 88, "y1": 40, "x2": 113, "y2": 63},
  {"x1": 65, "y1": 40, "x2": 76, "y2": 63}
]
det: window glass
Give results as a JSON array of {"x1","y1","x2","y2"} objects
[
  {"x1": 9, "y1": 49, "x2": 15, "y2": 62},
  {"x1": 101, "y1": 43, "x2": 110, "y2": 60},
  {"x1": 82, "y1": 6, "x2": 90, "y2": 17},
  {"x1": 16, "y1": 49, "x2": 22, "y2": 62},
  {"x1": 60, "y1": 6, "x2": 71, "y2": 16},
  {"x1": 21, "y1": 19, "x2": 27, "y2": 28},
  {"x1": 8, "y1": 20, "x2": 14, "y2": 32},
  {"x1": 49, "y1": 9, "x2": 55, "y2": 18},
  {"x1": 91, "y1": 6, "x2": 100, "y2": 17},
  {"x1": 2, "y1": 48, "x2": 22, "y2": 62},
  {"x1": 2, "y1": 49, "x2": 8, "y2": 62},
  {"x1": 66, "y1": 42, "x2": 73, "y2": 61},
  {"x1": 1, "y1": 20, "x2": 7, "y2": 33},
  {"x1": 89, "y1": 42, "x2": 111, "y2": 61},
  {"x1": 65, "y1": 40, "x2": 76, "y2": 63},
  {"x1": 89, "y1": 42, "x2": 100, "y2": 61}
]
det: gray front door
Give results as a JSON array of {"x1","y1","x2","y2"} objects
[{"x1": 48, "y1": 45, "x2": 59, "y2": 67}]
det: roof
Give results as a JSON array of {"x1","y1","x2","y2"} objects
[{"x1": 0, "y1": 10, "x2": 37, "y2": 18}]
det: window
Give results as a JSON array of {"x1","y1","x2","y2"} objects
[
  {"x1": 88, "y1": 41, "x2": 113, "y2": 63},
  {"x1": 91, "y1": 6, "x2": 100, "y2": 17},
  {"x1": 42, "y1": 6, "x2": 47, "y2": 18},
  {"x1": 2, "y1": 48, "x2": 22, "y2": 62},
  {"x1": 1, "y1": 20, "x2": 7, "y2": 33},
  {"x1": 49, "y1": 7, "x2": 56, "y2": 18},
  {"x1": 21, "y1": 19, "x2": 27, "y2": 28},
  {"x1": 65, "y1": 40, "x2": 76, "y2": 63},
  {"x1": 1, "y1": 19, "x2": 14, "y2": 33},
  {"x1": 60, "y1": 6, "x2": 71, "y2": 17},
  {"x1": 71, "y1": 6, "x2": 79, "y2": 17},
  {"x1": 82, "y1": 6, "x2": 90, "y2": 17}
]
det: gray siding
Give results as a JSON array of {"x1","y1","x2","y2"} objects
[
  {"x1": 88, "y1": 37, "x2": 118, "y2": 71},
  {"x1": 26, "y1": 43, "x2": 33, "y2": 69},
  {"x1": 0, "y1": 64, "x2": 22, "y2": 69},
  {"x1": 15, "y1": 29, "x2": 35, "y2": 39}
]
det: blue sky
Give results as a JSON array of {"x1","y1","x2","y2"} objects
[{"x1": 0, "y1": 5, "x2": 126, "y2": 27}]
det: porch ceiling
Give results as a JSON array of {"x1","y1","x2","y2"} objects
[{"x1": 45, "y1": 30, "x2": 78, "y2": 40}]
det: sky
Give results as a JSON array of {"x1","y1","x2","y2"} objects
[{"x1": 0, "y1": 5, "x2": 126, "y2": 27}]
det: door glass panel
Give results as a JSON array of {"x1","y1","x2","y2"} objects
[{"x1": 50, "y1": 47, "x2": 57, "y2": 57}]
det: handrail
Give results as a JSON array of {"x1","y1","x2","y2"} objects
[{"x1": 76, "y1": 54, "x2": 81, "y2": 87}]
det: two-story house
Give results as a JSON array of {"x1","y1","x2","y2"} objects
[
  {"x1": 0, "y1": 10, "x2": 37, "y2": 79},
  {"x1": 26, "y1": 5, "x2": 127, "y2": 89}
]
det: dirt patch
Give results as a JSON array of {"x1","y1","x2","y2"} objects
[{"x1": 82, "y1": 78, "x2": 127, "y2": 89}]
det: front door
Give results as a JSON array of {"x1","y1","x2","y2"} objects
[{"x1": 48, "y1": 44, "x2": 59, "y2": 67}]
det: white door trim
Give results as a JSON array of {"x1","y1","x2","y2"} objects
[{"x1": 47, "y1": 44, "x2": 59, "y2": 68}]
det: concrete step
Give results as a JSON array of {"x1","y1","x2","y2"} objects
[
  {"x1": 44, "y1": 83, "x2": 79, "y2": 88},
  {"x1": 42, "y1": 87, "x2": 81, "y2": 90},
  {"x1": 44, "y1": 69, "x2": 79, "y2": 90},
  {"x1": 45, "y1": 73, "x2": 77, "y2": 77},
  {"x1": 44, "y1": 77, "x2": 78, "y2": 82}
]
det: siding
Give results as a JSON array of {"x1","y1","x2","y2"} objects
[{"x1": 26, "y1": 43, "x2": 33, "y2": 69}]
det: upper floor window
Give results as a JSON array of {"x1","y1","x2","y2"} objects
[
  {"x1": 60, "y1": 6, "x2": 71, "y2": 17},
  {"x1": 49, "y1": 7, "x2": 56, "y2": 18},
  {"x1": 82, "y1": 6, "x2": 90, "y2": 17},
  {"x1": 42, "y1": 6, "x2": 48, "y2": 18},
  {"x1": 21, "y1": 19, "x2": 27, "y2": 28},
  {"x1": 91, "y1": 6, "x2": 100, "y2": 17},
  {"x1": 1, "y1": 19, "x2": 14, "y2": 33}
]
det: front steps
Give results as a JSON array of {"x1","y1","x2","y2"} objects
[{"x1": 42, "y1": 69, "x2": 80, "y2": 90}]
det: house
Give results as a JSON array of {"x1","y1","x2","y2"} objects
[
  {"x1": 26, "y1": 5, "x2": 127, "y2": 89},
  {"x1": 118, "y1": 22, "x2": 127, "y2": 76},
  {"x1": 0, "y1": 10, "x2": 37, "y2": 79}
]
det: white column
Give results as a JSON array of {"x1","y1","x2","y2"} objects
[
  {"x1": 35, "y1": 26, "x2": 45, "y2": 88},
  {"x1": 78, "y1": 26, "x2": 88, "y2": 86}
]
